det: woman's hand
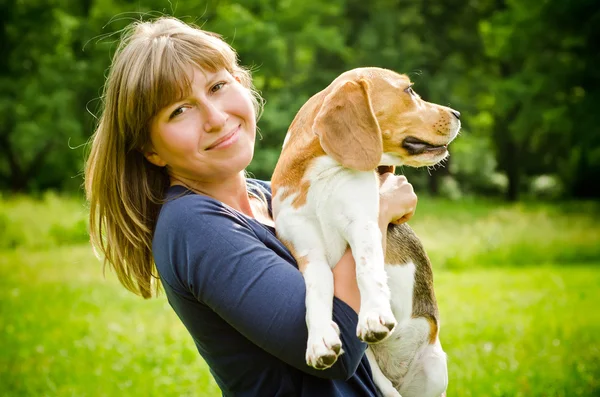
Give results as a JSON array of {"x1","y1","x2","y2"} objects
[{"x1": 378, "y1": 173, "x2": 417, "y2": 225}]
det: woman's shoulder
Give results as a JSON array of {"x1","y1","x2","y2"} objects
[
  {"x1": 155, "y1": 183, "x2": 272, "y2": 237},
  {"x1": 157, "y1": 185, "x2": 223, "y2": 225},
  {"x1": 152, "y1": 185, "x2": 262, "y2": 292}
]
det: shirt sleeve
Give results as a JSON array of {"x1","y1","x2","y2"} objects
[{"x1": 169, "y1": 197, "x2": 366, "y2": 380}]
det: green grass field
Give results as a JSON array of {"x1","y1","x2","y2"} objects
[{"x1": 1, "y1": 194, "x2": 599, "y2": 396}]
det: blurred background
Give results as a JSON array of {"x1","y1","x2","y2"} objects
[{"x1": 1, "y1": 0, "x2": 599, "y2": 396}]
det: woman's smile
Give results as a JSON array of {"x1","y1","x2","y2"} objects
[{"x1": 205, "y1": 124, "x2": 241, "y2": 151}]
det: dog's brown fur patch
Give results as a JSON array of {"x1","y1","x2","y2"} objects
[{"x1": 385, "y1": 223, "x2": 440, "y2": 344}]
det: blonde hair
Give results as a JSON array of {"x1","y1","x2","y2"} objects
[{"x1": 85, "y1": 17, "x2": 263, "y2": 298}]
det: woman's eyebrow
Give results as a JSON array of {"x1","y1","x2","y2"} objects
[
  {"x1": 205, "y1": 70, "x2": 229, "y2": 84},
  {"x1": 167, "y1": 89, "x2": 192, "y2": 106},
  {"x1": 157, "y1": 98, "x2": 185, "y2": 119}
]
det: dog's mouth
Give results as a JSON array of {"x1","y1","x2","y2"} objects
[
  {"x1": 402, "y1": 136, "x2": 448, "y2": 155},
  {"x1": 377, "y1": 165, "x2": 395, "y2": 175}
]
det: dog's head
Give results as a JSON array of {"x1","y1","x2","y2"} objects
[{"x1": 312, "y1": 67, "x2": 461, "y2": 171}]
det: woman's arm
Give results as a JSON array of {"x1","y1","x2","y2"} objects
[
  {"x1": 332, "y1": 249, "x2": 360, "y2": 312},
  {"x1": 164, "y1": 197, "x2": 365, "y2": 380}
]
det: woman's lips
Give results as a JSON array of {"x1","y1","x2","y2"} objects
[{"x1": 206, "y1": 125, "x2": 241, "y2": 150}]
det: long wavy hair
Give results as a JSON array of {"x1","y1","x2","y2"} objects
[{"x1": 85, "y1": 17, "x2": 263, "y2": 298}]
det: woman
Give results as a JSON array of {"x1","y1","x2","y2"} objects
[{"x1": 85, "y1": 17, "x2": 417, "y2": 396}]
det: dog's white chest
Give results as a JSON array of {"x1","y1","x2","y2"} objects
[{"x1": 273, "y1": 156, "x2": 380, "y2": 267}]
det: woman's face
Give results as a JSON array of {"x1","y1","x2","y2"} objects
[{"x1": 145, "y1": 67, "x2": 257, "y2": 184}]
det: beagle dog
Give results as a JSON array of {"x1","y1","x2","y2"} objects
[{"x1": 271, "y1": 67, "x2": 460, "y2": 397}]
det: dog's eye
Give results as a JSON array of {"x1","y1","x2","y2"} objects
[{"x1": 404, "y1": 84, "x2": 416, "y2": 96}]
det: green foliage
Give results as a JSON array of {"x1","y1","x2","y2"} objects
[
  {"x1": 0, "y1": 0, "x2": 598, "y2": 199},
  {"x1": 447, "y1": 135, "x2": 501, "y2": 196},
  {"x1": 528, "y1": 174, "x2": 565, "y2": 200},
  {"x1": 476, "y1": 0, "x2": 600, "y2": 199}
]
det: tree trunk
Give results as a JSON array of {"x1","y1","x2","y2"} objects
[
  {"x1": 493, "y1": 109, "x2": 521, "y2": 202},
  {"x1": 495, "y1": 60, "x2": 521, "y2": 202},
  {"x1": 504, "y1": 140, "x2": 520, "y2": 202}
]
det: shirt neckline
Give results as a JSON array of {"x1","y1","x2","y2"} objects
[{"x1": 166, "y1": 183, "x2": 276, "y2": 233}]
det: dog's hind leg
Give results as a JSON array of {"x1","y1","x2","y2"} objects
[
  {"x1": 366, "y1": 348, "x2": 402, "y2": 397},
  {"x1": 398, "y1": 340, "x2": 448, "y2": 397}
]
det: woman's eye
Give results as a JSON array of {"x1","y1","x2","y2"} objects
[
  {"x1": 169, "y1": 106, "x2": 187, "y2": 119},
  {"x1": 210, "y1": 82, "x2": 226, "y2": 93}
]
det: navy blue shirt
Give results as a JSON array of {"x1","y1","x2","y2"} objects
[{"x1": 152, "y1": 180, "x2": 379, "y2": 396}]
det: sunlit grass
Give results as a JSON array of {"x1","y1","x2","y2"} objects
[
  {"x1": 2, "y1": 194, "x2": 599, "y2": 268},
  {"x1": 1, "y1": 246, "x2": 599, "y2": 396},
  {"x1": 0, "y1": 195, "x2": 599, "y2": 396},
  {"x1": 411, "y1": 197, "x2": 600, "y2": 269},
  {"x1": 0, "y1": 192, "x2": 89, "y2": 250},
  {"x1": 437, "y1": 266, "x2": 600, "y2": 397},
  {"x1": 0, "y1": 246, "x2": 219, "y2": 397}
]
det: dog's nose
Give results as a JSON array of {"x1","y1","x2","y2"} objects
[{"x1": 451, "y1": 110, "x2": 461, "y2": 120}]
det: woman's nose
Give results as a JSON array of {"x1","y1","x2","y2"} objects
[{"x1": 204, "y1": 103, "x2": 228, "y2": 132}]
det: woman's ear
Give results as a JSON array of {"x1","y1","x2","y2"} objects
[{"x1": 143, "y1": 149, "x2": 167, "y2": 167}]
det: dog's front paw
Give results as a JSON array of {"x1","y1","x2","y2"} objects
[
  {"x1": 357, "y1": 309, "x2": 397, "y2": 343},
  {"x1": 306, "y1": 321, "x2": 344, "y2": 370}
]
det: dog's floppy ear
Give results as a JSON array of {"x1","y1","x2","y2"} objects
[{"x1": 313, "y1": 79, "x2": 382, "y2": 171}]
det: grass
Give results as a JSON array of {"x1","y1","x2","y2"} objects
[
  {"x1": 412, "y1": 197, "x2": 600, "y2": 268},
  {"x1": 0, "y1": 246, "x2": 220, "y2": 396},
  {"x1": 0, "y1": 192, "x2": 89, "y2": 250},
  {"x1": 438, "y1": 266, "x2": 600, "y2": 397},
  {"x1": 0, "y1": 194, "x2": 599, "y2": 396},
  {"x1": 2, "y1": 193, "x2": 598, "y2": 267}
]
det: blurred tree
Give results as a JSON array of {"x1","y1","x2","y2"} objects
[
  {"x1": 479, "y1": 0, "x2": 600, "y2": 200},
  {"x1": 0, "y1": 0, "x2": 597, "y2": 199},
  {"x1": 0, "y1": 1, "x2": 85, "y2": 191}
]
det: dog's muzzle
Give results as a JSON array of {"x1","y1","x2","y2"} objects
[{"x1": 402, "y1": 136, "x2": 448, "y2": 155}]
